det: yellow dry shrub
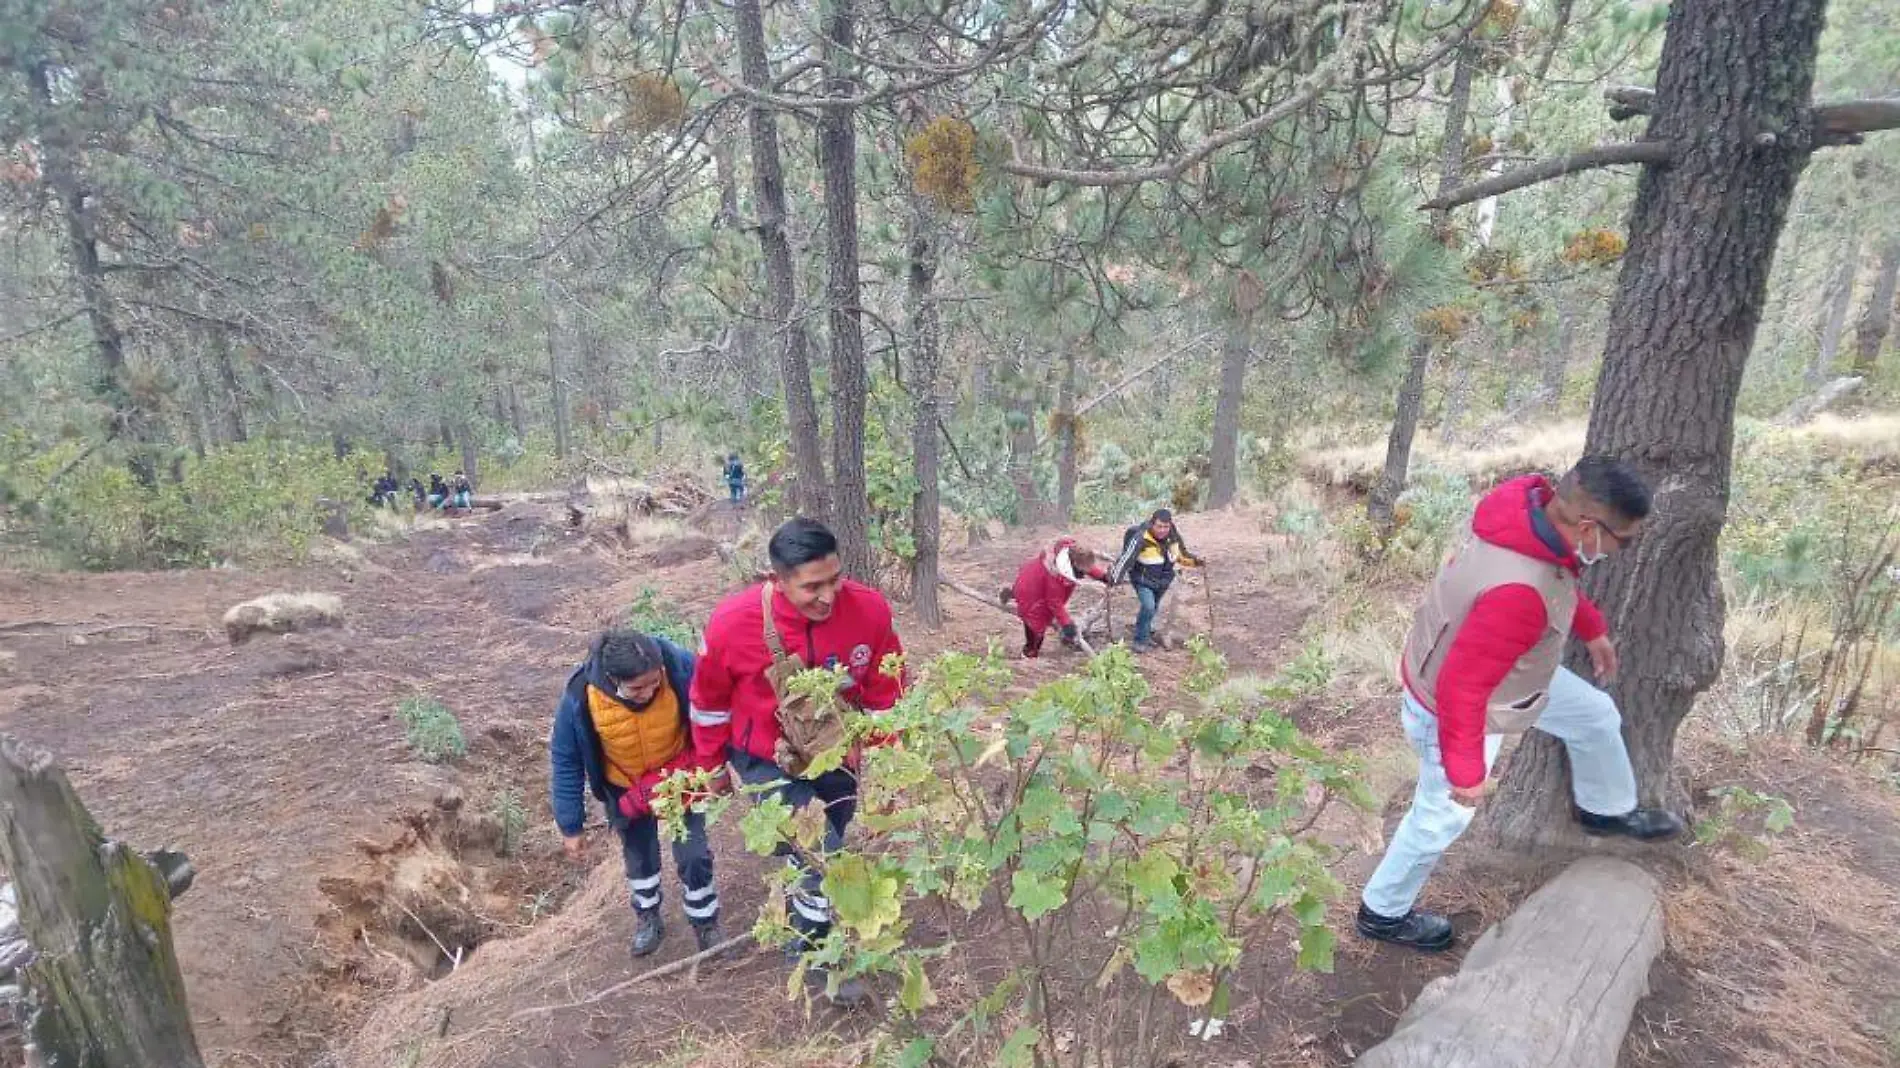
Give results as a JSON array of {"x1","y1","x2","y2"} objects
[
  {"x1": 619, "y1": 72, "x2": 685, "y2": 134},
  {"x1": 906, "y1": 116, "x2": 981, "y2": 213},
  {"x1": 1418, "y1": 303, "x2": 1475, "y2": 342},
  {"x1": 1561, "y1": 227, "x2": 1627, "y2": 266}
]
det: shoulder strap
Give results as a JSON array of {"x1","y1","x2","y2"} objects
[{"x1": 760, "y1": 582, "x2": 789, "y2": 658}]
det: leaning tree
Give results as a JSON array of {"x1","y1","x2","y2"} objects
[{"x1": 1414, "y1": 0, "x2": 1900, "y2": 848}]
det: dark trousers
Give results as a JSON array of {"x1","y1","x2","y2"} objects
[
  {"x1": 1022, "y1": 622, "x2": 1045, "y2": 658},
  {"x1": 729, "y1": 748, "x2": 857, "y2": 946},
  {"x1": 618, "y1": 808, "x2": 719, "y2": 927}
]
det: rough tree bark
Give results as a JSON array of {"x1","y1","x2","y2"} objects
[
  {"x1": 1208, "y1": 318, "x2": 1252, "y2": 509},
  {"x1": 211, "y1": 331, "x2": 248, "y2": 443},
  {"x1": 735, "y1": 0, "x2": 829, "y2": 521},
  {"x1": 908, "y1": 195, "x2": 945, "y2": 626},
  {"x1": 1368, "y1": 44, "x2": 1474, "y2": 537},
  {"x1": 1851, "y1": 236, "x2": 1899, "y2": 375},
  {"x1": 1356, "y1": 858, "x2": 1662, "y2": 1068},
  {"x1": 815, "y1": 0, "x2": 874, "y2": 580},
  {"x1": 1055, "y1": 343, "x2": 1079, "y2": 523},
  {"x1": 1, "y1": 735, "x2": 204, "y2": 1068},
  {"x1": 1810, "y1": 234, "x2": 1860, "y2": 384},
  {"x1": 1485, "y1": 0, "x2": 1830, "y2": 850}
]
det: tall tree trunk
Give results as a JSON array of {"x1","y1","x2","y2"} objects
[
  {"x1": 1474, "y1": 72, "x2": 1516, "y2": 248},
  {"x1": 31, "y1": 63, "x2": 158, "y2": 489},
  {"x1": 506, "y1": 381, "x2": 527, "y2": 441},
  {"x1": 211, "y1": 332, "x2": 248, "y2": 443},
  {"x1": 459, "y1": 425, "x2": 480, "y2": 488},
  {"x1": 527, "y1": 118, "x2": 572, "y2": 462},
  {"x1": 907, "y1": 196, "x2": 944, "y2": 626},
  {"x1": 1368, "y1": 44, "x2": 1474, "y2": 537},
  {"x1": 1851, "y1": 236, "x2": 1899, "y2": 375},
  {"x1": 1005, "y1": 370, "x2": 1043, "y2": 526},
  {"x1": 1484, "y1": 0, "x2": 1828, "y2": 851},
  {"x1": 1208, "y1": 323, "x2": 1250, "y2": 508},
  {"x1": 1055, "y1": 343, "x2": 1079, "y2": 523},
  {"x1": 736, "y1": 0, "x2": 829, "y2": 520},
  {"x1": 1810, "y1": 234, "x2": 1859, "y2": 384},
  {"x1": 816, "y1": 0, "x2": 873, "y2": 580}
]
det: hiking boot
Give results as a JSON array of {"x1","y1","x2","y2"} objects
[
  {"x1": 806, "y1": 967, "x2": 871, "y2": 1009},
  {"x1": 693, "y1": 920, "x2": 734, "y2": 959},
  {"x1": 1130, "y1": 640, "x2": 1156, "y2": 655},
  {"x1": 1355, "y1": 904, "x2": 1454, "y2": 952},
  {"x1": 630, "y1": 910, "x2": 665, "y2": 958},
  {"x1": 1577, "y1": 806, "x2": 1684, "y2": 841}
]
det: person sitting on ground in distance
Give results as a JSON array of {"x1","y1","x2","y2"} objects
[
  {"x1": 426, "y1": 473, "x2": 449, "y2": 509},
  {"x1": 449, "y1": 470, "x2": 472, "y2": 510},
  {"x1": 1356, "y1": 455, "x2": 1684, "y2": 953},
  {"x1": 1004, "y1": 536, "x2": 1109, "y2": 659},
  {"x1": 549, "y1": 627, "x2": 727, "y2": 960},
  {"x1": 1109, "y1": 508, "x2": 1203, "y2": 653}
]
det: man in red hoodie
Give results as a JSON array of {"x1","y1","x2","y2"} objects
[
  {"x1": 688, "y1": 517, "x2": 905, "y2": 1005},
  {"x1": 1007, "y1": 537, "x2": 1109, "y2": 658},
  {"x1": 1357, "y1": 456, "x2": 1683, "y2": 952}
]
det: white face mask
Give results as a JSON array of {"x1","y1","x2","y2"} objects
[{"x1": 1576, "y1": 523, "x2": 1608, "y2": 567}]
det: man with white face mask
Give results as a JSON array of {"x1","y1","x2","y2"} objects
[{"x1": 1357, "y1": 456, "x2": 1683, "y2": 952}]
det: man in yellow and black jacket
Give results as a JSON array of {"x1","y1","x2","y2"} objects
[
  {"x1": 1109, "y1": 508, "x2": 1203, "y2": 653},
  {"x1": 550, "y1": 628, "x2": 724, "y2": 959}
]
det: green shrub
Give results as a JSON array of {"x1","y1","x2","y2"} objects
[
  {"x1": 622, "y1": 586, "x2": 699, "y2": 647},
  {"x1": 398, "y1": 696, "x2": 467, "y2": 764},
  {"x1": 490, "y1": 788, "x2": 527, "y2": 856},
  {"x1": 661, "y1": 640, "x2": 1369, "y2": 1064},
  {"x1": 1693, "y1": 785, "x2": 1794, "y2": 861}
]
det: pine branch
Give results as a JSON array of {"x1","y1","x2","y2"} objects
[
  {"x1": 1606, "y1": 85, "x2": 1900, "y2": 145},
  {"x1": 1420, "y1": 141, "x2": 1677, "y2": 212}
]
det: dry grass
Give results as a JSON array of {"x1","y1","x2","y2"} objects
[{"x1": 1299, "y1": 410, "x2": 1900, "y2": 491}]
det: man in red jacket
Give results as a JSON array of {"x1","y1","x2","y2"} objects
[
  {"x1": 1007, "y1": 537, "x2": 1109, "y2": 658},
  {"x1": 689, "y1": 517, "x2": 905, "y2": 1005},
  {"x1": 1358, "y1": 457, "x2": 1683, "y2": 952}
]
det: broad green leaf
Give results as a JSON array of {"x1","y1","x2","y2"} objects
[
  {"x1": 1297, "y1": 923, "x2": 1337, "y2": 973},
  {"x1": 1007, "y1": 870, "x2": 1067, "y2": 920},
  {"x1": 739, "y1": 796, "x2": 794, "y2": 855},
  {"x1": 997, "y1": 1027, "x2": 1041, "y2": 1068},
  {"x1": 823, "y1": 854, "x2": 904, "y2": 939}
]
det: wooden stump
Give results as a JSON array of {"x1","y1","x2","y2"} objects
[
  {"x1": 1356, "y1": 857, "x2": 1663, "y2": 1068},
  {"x1": 0, "y1": 735, "x2": 204, "y2": 1068}
]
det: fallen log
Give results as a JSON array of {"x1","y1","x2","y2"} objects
[
  {"x1": 1356, "y1": 856, "x2": 1663, "y2": 1068},
  {"x1": 938, "y1": 577, "x2": 1017, "y2": 617}
]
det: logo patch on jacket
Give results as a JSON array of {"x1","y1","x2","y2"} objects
[{"x1": 850, "y1": 643, "x2": 873, "y2": 669}]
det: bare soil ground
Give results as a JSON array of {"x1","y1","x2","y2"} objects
[{"x1": 1, "y1": 500, "x2": 1896, "y2": 1068}]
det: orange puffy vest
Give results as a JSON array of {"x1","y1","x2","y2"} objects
[{"x1": 585, "y1": 679, "x2": 688, "y2": 785}]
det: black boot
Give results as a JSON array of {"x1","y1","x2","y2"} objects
[
  {"x1": 1356, "y1": 904, "x2": 1454, "y2": 952},
  {"x1": 693, "y1": 919, "x2": 735, "y2": 959},
  {"x1": 1577, "y1": 806, "x2": 1684, "y2": 840},
  {"x1": 806, "y1": 966, "x2": 871, "y2": 1009},
  {"x1": 630, "y1": 909, "x2": 665, "y2": 958}
]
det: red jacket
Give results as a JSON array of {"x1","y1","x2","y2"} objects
[
  {"x1": 688, "y1": 579, "x2": 906, "y2": 766},
  {"x1": 1403, "y1": 475, "x2": 1608, "y2": 789},
  {"x1": 1012, "y1": 537, "x2": 1108, "y2": 631}
]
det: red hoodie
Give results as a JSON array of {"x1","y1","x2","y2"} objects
[
  {"x1": 688, "y1": 579, "x2": 906, "y2": 766},
  {"x1": 1011, "y1": 537, "x2": 1108, "y2": 632},
  {"x1": 1404, "y1": 475, "x2": 1607, "y2": 789}
]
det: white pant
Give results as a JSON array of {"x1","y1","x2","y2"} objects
[{"x1": 1360, "y1": 667, "x2": 1639, "y2": 918}]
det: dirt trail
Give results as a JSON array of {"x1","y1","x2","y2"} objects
[{"x1": 5, "y1": 501, "x2": 1897, "y2": 1068}]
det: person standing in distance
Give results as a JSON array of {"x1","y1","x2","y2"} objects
[
  {"x1": 1357, "y1": 456, "x2": 1684, "y2": 952},
  {"x1": 688, "y1": 517, "x2": 906, "y2": 1006}
]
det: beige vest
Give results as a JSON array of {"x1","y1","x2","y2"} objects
[{"x1": 1402, "y1": 531, "x2": 1578, "y2": 735}]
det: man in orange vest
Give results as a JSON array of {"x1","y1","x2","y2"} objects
[
  {"x1": 1358, "y1": 457, "x2": 1683, "y2": 952},
  {"x1": 551, "y1": 628, "x2": 725, "y2": 959}
]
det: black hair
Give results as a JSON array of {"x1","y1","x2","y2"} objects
[
  {"x1": 598, "y1": 628, "x2": 663, "y2": 680},
  {"x1": 1565, "y1": 455, "x2": 1652, "y2": 521},
  {"x1": 769, "y1": 516, "x2": 839, "y2": 572},
  {"x1": 1151, "y1": 508, "x2": 1174, "y2": 524}
]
